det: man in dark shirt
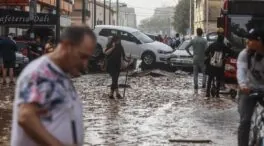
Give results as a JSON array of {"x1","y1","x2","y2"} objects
[{"x1": 0, "y1": 36, "x2": 17, "y2": 85}]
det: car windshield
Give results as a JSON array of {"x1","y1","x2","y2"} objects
[
  {"x1": 132, "y1": 31, "x2": 154, "y2": 43},
  {"x1": 178, "y1": 41, "x2": 193, "y2": 51}
]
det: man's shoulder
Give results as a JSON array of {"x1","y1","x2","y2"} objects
[
  {"x1": 238, "y1": 49, "x2": 249, "y2": 60},
  {"x1": 18, "y1": 57, "x2": 51, "y2": 81}
]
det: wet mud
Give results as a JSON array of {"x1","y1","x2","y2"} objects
[{"x1": 0, "y1": 70, "x2": 238, "y2": 146}]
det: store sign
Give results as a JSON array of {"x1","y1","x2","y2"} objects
[
  {"x1": 0, "y1": 0, "x2": 28, "y2": 6},
  {"x1": 0, "y1": 9, "x2": 57, "y2": 25}
]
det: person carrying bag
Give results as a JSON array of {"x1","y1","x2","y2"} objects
[{"x1": 104, "y1": 35, "x2": 130, "y2": 99}]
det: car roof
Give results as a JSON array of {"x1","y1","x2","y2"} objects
[
  {"x1": 95, "y1": 25, "x2": 139, "y2": 33},
  {"x1": 145, "y1": 33, "x2": 158, "y2": 37}
]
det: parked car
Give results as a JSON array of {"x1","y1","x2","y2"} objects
[
  {"x1": 15, "y1": 52, "x2": 29, "y2": 73},
  {"x1": 169, "y1": 40, "x2": 193, "y2": 70},
  {"x1": 94, "y1": 25, "x2": 173, "y2": 68},
  {"x1": 145, "y1": 33, "x2": 158, "y2": 41}
]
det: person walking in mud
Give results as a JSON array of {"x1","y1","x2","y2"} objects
[
  {"x1": 185, "y1": 28, "x2": 208, "y2": 92},
  {"x1": 11, "y1": 26, "x2": 96, "y2": 146},
  {"x1": 104, "y1": 35, "x2": 126, "y2": 99},
  {"x1": 205, "y1": 28, "x2": 233, "y2": 98}
]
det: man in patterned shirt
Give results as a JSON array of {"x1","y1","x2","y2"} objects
[{"x1": 11, "y1": 26, "x2": 96, "y2": 146}]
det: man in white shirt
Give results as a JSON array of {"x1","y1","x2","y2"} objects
[
  {"x1": 11, "y1": 26, "x2": 96, "y2": 146},
  {"x1": 237, "y1": 28, "x2": 264, "y2": 146}
]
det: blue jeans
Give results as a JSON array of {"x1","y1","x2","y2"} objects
[{"x1": 193, "y1": 62, "x2": 206, "y2": 89}]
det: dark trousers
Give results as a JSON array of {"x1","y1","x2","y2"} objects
[
  {"x1": 238, "y1": 92, "x2": 258, "y2": 146},
  {"x1": 206, "y1": 74, "x2": 221, "y2": 96},
  {"x1": 109, "y1": 70, "x2": 120, "y2": 91}
]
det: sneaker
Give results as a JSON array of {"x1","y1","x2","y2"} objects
[
  {"x1": 116, "y1": 93, "x2": 123, "y2": 99},
  {"x1": 109, "y1": 94, "x2": 114, "y2": 99}
]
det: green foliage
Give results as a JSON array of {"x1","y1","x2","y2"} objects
[{"x1": 173, "y1": 0, "x2": 194, "y2": 35}]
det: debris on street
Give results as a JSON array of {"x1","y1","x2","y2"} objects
[{"x1": 0, "y1": 70, "x2": 238, "y2": 146}]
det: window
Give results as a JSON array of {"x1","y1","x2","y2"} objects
[
  {"x1": 119, "y1": 31, "x2": 137, "y2": 43},
  {"x1": 99, "y1": 29, "x2": 118, "y2": 37},
  {"x1": 132, "y1": 31, "x2": 154, "y2": 44},
  {"x1": 228, "y1": 15, "x2": 264, "y2": 52}
]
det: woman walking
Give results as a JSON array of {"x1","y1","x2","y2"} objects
[{"x1": 104, "y1": 36, "x2": 126, "y2": 99}]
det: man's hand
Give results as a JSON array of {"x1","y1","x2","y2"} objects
[{"x1": 240, "y1": 86, "x2": 250, "y2": 94}]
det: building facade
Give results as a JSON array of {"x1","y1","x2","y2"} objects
[
  {"x1": 112, "y1": 2, "x2": 137, "y2": 28},
  {"x1": 72, "y1": 0, "x2": 116, "y2": 28},
  {"x1": 154, "y1": 7, "x2": 175, "y2": 36},
  {"x1": 0, "y1": 0, "x2": 73, "y2": 38},
  {"x1": 194, "y1": 0, "x2": 222, "y2": 34}
]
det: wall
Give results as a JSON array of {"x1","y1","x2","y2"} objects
[
  {"x1": 72, "y1": 0, "x2": 116, "y2": 28},
  {"x1": 194, "y1": 0, "x2": 221, "y2": 33}
]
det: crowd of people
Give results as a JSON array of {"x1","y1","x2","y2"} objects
[
  {"x1": 185, "y1": 27, "x2": 264, "y2": 146},
  {"x1": 1, "y1": 24, "x2": 263, "y2": 146},
  {"x1": 155, "y1": 33, "x2": 183, "y2": 49}
]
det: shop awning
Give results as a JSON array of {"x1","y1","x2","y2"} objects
[
  {"x1": 0, "y1": 0, "x2": 28, "y2": 6},
  {"x1": 0, "y1": 9, "x2": 57, "y2": 25}
]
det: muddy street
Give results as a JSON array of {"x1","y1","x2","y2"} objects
[{"x1": 0, "y1": 70, "x2": 238, "y2": 146}]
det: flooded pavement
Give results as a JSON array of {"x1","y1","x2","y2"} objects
[{"x1": 0, "y1": 70, "x2": 238, "y2": 146}]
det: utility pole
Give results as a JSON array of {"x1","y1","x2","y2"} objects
[
  {"x1": 29, "y1": 0, "x2": 37, "y2": 39},
  {"x1": 189, "y1": 0, "x2": 192, "y2": 36},
  {"x1": 82, "y1": 0, "x2": 86, "y2": 24},
  {"x1": 56, "y1": 0, "x2": 60, "y2": 43},
  {"x1": 116, "y1": 0, "x2": 119, "y2": 25},
  {"x1": 206, "y1": 0, "x2": 209, "y2": 34},
  {"x1": 94, "y1": 0, "x2": 96, "y2": 28},
  {"x1": 103, "y1": 0, "x2": 106, "y2": 24},
  {"x1": 168, "y1": 18, "x2": 171, "y2": 37},
  {"x1": 109, "y1": 0, "x2": 111, "y2": 25}
]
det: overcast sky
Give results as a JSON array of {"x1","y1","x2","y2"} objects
[{"x1": 117, "y1": 0, "x2": 178, "y2": 25}]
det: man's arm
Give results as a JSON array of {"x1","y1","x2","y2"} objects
[
  {"x1": 18, "y1": 103, "x2": 63, "y2": 146},
  {"x1": 17, "y1": 77, "x2": 64, "y2": 145},
  {"x1": 185, "y1": 40, "x2": 193, "y2": 57},
  {"x1": 237, "y1": 49, "x2": 250, "y2": 93}
]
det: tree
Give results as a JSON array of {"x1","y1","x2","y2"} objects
[{"x1": 173, "y1": 0, "x2": 194, "y2": 35}]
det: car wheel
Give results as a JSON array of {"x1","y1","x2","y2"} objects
[{"x1": 141, "y1": 52, "x2": 156, "y2": 68}]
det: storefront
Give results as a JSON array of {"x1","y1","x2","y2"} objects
[{"x1": 0, "y1": 8, "x2": 71, "y2": 42}]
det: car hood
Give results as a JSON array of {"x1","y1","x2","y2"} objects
[
  {"x1": 171, "y1": 49, "x2": 193, "y2": 57},
  {"x1": 141, "y1": 41, "x2": 173, "y2": 52}
]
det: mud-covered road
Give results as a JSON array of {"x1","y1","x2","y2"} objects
[{"x1": 0, "y1": 70, "x2": 238, "y2": 146}]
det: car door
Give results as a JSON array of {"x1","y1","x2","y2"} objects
[{"x1": 119, "y1": 31, "x2": 141, "y2": 58}]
